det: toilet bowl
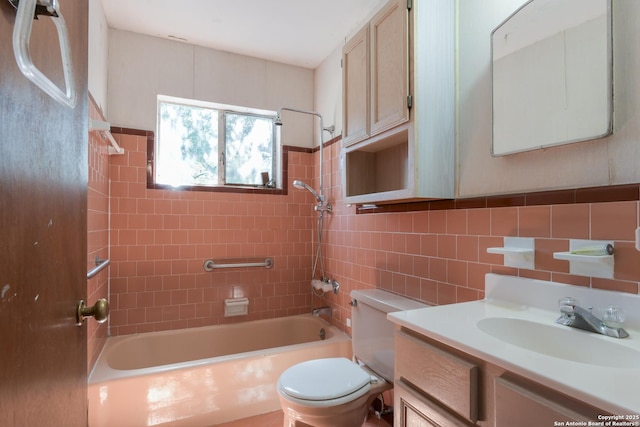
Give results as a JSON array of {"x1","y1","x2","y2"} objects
[
  {"x1": 277, "y1": 289, "x2": 428, "y2": 427},
  {"x1": 277, "y1": 357, "x2": 390, "y2": 427}
]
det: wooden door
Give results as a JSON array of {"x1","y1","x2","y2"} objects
[{"x1": 0, "y1": 1, "x2": 89, "y2": 426}]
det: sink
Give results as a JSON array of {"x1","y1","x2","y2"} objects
[{"x1": 477, "y1": 317, "x2": 640, "y2": 368}]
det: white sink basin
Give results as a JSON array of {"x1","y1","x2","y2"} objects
[{"x1": 477, "y1": 317, "x2": 640, "y2": 368}]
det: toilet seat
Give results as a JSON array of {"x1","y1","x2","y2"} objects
[{"x1": 278, "y1": 358, "x2": 373, "y2": 403}]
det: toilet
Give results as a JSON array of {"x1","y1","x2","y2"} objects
[{"x1": 277, "y1": 289, "x2": 427, "y2": 427}]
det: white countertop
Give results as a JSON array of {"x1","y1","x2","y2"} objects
[{"x1": 388, "y1": 274, "x2": 640, "y2": 415}]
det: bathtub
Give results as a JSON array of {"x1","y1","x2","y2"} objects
[{"x1": 88, "y1": 314, "x2": 351, "y2": 427}]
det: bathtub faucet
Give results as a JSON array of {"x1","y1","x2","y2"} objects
[{"x1": 312, "y1": 306, "x2": 332, "y2": 318}]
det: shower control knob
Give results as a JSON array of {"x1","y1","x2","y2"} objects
[{"x1": 350, "y1": 299, "x2": 357, "y2": 307}]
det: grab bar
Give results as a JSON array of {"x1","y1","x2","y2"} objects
[
  {"x1": 87, "y1": 257, "x2": 110, "y2": 279},
  {"x1": 10, "y1": 0, "x2": 76, "y2": 108},
  {"x1": 203, "y1": 258, "x2": 274, "y2": 271}
]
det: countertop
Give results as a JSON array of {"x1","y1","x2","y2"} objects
[{"x1": 388, "y1": 274, "x2": 640, "y2": 416}]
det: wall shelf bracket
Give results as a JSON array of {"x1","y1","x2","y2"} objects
[
  {"x1": 487, "y1": 237, "x2": 535, "y2": 269},
  {"x1": 553, "y1": 239, "x2": 614, "y2": 279}
]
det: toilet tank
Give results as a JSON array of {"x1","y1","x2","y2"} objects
[{"x1": 350, "y1": 289, "x2": 428, "y2": 381}]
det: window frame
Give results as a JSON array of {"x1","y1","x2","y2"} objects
[{"x1": 152, "y1": 95, "x2": 282, "y2": 192}]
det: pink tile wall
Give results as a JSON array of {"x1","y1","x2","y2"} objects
[
  {"x1": 107, "y1": 129, "x2": 640, "y2": 337},
  {"x1": 313, "y1": 141, "x2": 640, "y2": 333},
  {"x1": 108, "y1": 131, "x2": 316, "y2": 335},
  {"x1": 87, "y1": 97, "x2": 110, "y2": 371}
]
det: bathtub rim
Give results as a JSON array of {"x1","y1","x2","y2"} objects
[{"x1": 89, "y1": 314, "x2": 350, "y2": 385}]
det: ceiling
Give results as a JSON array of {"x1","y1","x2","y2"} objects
[{"x1": 100, "y1": 0, "x2": 387, "y2": 69}]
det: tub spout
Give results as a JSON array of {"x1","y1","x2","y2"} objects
[{"x1": 311, "y1": 306, "x2": 332, "y2": 317}]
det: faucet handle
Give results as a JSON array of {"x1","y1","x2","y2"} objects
[
  {"x1": 558, "y1": 296, "x2": 578, "y2": 310},
  {"x1": 603, "y1": 305, "x2": 625, "y2": 328},
  {"x1": 558, "y1": 296, "x2": 578, "y2": 306},
  {"x1": 555, "y1": 297, "x2": 579, "y2": 326}
]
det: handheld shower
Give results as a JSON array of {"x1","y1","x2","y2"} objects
[
  {"x1": 279, "y1": 107, "x2": 335, "y2": 292},
  {"x1": 293, "y1": 179, "x2": 322, "y2": 203},
  {"x1": 275, "y1": 107, "x2": 333, "y2": 208}
]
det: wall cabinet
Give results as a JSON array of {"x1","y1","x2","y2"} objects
[
  {"x1": 342, "y1": 0, "x2": 409, "y2": 148},
  {"x1": 394, "y1": 328, "x2": 609, "y2": 427},
  {"x1": 342, "y1": 0, "x2": 454, "y2": 204}
]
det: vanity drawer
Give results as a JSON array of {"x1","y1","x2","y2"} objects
[{"x1": 395, "y1": 329, "x2": 479, "y2": 423}]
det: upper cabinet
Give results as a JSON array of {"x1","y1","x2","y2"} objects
[
  {"x1": 342, "y1": 0, "x2": 455, "y2": 204},
  {"x1": 343, "y1": 0, "x2": 410, "y2": 147}
]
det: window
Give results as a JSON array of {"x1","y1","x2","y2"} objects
[{"x1": 155, "y1": 95, "x2": 279, "y2": 189}]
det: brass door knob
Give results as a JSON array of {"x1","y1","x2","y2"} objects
[{"x1": 76, "y1": 298, "x2": 109, "y2": 325}]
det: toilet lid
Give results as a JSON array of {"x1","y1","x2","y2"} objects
[{"x1": 279, "y1": 357, "x2": 371, "y2": 401}]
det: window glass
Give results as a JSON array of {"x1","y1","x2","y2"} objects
[
  {"x1": 224, "y1": 112, "x2": 274, "y2": 185},
  {"x1": 156, "y1": 96, "x2": 277, "y2": 189},
  {"x1": 157, "y1": 101, "x2": 219, "y2": 186}
]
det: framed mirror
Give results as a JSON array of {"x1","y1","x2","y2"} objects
[{"x1": 491, "y1": 0, "x2": 613, "y2": 156}]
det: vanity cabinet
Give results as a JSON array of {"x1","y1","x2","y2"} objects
[
  {"x1": 342, "y1": 0, "x2": 454, "y2": 204},
  {"x1": 394, "y1": 327, "x2": 609, "y2": 427}
]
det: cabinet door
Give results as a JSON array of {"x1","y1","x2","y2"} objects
[
  {"x1": 495, "y1": 376, "x2": 606, "y2": 426},
  {"x1": 342, "y1": 24, "x2": 370, "y2": 147},
  {"x1": 370, "y1": 0, "x2": 410, "y2": 136},
  {"x1": 395, "y1": 381, "x2": 470, "y2": 427}
]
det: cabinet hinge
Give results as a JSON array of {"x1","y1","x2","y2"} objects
[
  {"x1": 407, "y1": 0, "x2": 412, "y2": 10},
  {"x1": 407, "y1": 94, "x2": 413, "y2": 109}
]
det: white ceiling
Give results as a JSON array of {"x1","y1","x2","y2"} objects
[{"x1": 100, "y1": 0, "x2": 387, "y2": 69}]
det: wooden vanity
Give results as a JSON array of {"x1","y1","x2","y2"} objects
[
  {"x1": 389, "y1": 274, "x2": 640, "y2": 426},
  {"x1": 394, "y1": 327, "x2": 609, "y2": 426}
]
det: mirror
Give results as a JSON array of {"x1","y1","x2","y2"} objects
[{"x1": 491, "y1": 0, "x2": 612, "y2": 156}]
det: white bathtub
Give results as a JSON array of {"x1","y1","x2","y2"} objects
[{"x1": 88, "y1": 314, "x2": 351, "y2": 426}]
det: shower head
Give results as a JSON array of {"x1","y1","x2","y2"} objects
[
  {"x1": 274, "y1": 112, "x2": 283, "y2": 126},
  {"x1": 293, "y1": 179, "x2": 322, "y2": 202}
]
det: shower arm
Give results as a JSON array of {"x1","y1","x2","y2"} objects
[{"x1": 275, "y1": 107, "x2": 331, "y2": 202}]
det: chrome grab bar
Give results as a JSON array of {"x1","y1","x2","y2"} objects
[
  {"x1": 203, "y1": 258, "x2": 274, "y2": 271},
  {"x1": 10, "y1": 0, "x2": 76, "y2": 108},
  {"x1": 87, "y1": 257, "x2": 110, "y2": 279}
]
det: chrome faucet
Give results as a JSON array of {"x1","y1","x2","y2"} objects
[
  {"x1": 556, "y1": 298, "x2": 629, "y2": 339},
  {"x1": 311, "y1": 306, "x2": 332, "y2": 317}
]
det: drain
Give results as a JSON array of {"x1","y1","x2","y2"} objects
[{"x1": 319, "y1": 328, "x2": 326, "y2": 340}]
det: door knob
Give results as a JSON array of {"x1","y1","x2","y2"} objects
[{"x1": 76, "y1": 298, "x2": 109, "y2": 325}]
